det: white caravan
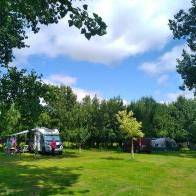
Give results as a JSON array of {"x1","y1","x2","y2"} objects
[{"x1": 11, "y1": 127, "x2": 63, "y2": 154}]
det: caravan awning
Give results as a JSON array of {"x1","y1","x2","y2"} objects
[{"x1": 11, "y1": 130, "x2": 29, "y2": 136}]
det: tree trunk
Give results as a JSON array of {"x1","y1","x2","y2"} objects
[
  {"x1": 131, "y1": 138, "x2": 134, "y2": 159},
  {"x1": 79, "y1": 144, "x2": 82, "y2": 152}
]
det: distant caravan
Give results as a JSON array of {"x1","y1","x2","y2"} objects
[{"x1": 11, "y1": 127, "x2": 63, "y2": 154}]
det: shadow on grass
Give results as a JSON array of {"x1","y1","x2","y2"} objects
[
  {"x1": 38, "y1": 150, "x2": 80, "y2": 160},
  {"x1": 0, "y1": 166, "x2": 82, "y2": 195},
  {"x1": 151, "y1": 151, "x2": 196, "y2": 159},
  {"x1": 0, "y1": 150, "x2": 80, "y2": 165},
  {"x1": 100, "y1": 156, "x2": 124, "y2": 161},
  {"x1": 0, "y1": 152, "x2": 88, "y2": 195}
]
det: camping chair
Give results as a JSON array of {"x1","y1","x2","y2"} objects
[
  {"x1": 10, "y1": 147, "x2": 16, "y2": 154},
  {"x1": 21, "y1": 145, "x2": 29, "y2": 153}
]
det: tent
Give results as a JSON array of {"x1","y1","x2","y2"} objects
[{"x1": 151, "y1": 137, "x2": 178, "y2": 151}]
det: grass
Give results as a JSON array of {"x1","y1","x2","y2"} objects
[{"x1": 0, "y1": 149, "x2": 196, "y2": 196}]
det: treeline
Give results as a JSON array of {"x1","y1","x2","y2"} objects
[{"x1": 0, "y1": 67, "x2": 196, "y2": 148}]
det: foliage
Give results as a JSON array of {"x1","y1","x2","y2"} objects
[
  {"x1": 68, "y1": 128, "x2": 90, "y2": 150},
  {"x1": 128, "y1": 97, "x2": 157, "y2": 137},
  {"x1": 0, "y1": 67, "x2": 47, "y2": 134},
  {"x1": 116, "y1": 110, "x2": 143, "y2": 139},
  {"x1": 188, "y1": 120, "x2": 196, "y2": 143},
  {"x1": 0, "y1": 67, "x2": 196, "y2": 145},
  {"x1": 0, "y1": 0, "x2": 107, "y2": 66},
  {"x1": 37, "y1": 112, "x2": 51, "y2": 128},
  {"x1": 169, "y1": 0, "x2": 196, "y2": 94},
  {"x1": 128, "y1": 96, "x2": 196, "y2": 142},
  {"x1": 116, "y1": 110, "x2": 143, "y2": 158},
  {"x1": 1, "y1": 104, "x2": 21, "y2": 136},
  {"x1": 43, "y1": 85, "x2": 77, "y2": 130}
]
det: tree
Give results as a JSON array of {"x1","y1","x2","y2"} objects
[
  {"x1": 100, "y1": 97, "x2": 125, "y2": 147},
  {"x1": 44, "y1": 85, "x2": 77, "y2": 131},
  {"x1": 153, "y1": 103, "x2": 175, "y2": 137},
  {"x1": 116, "y1": 110, "x2": 143, "y2": 158},
  {"x1": 1, "y1": 104, "x2": 21, "y2": 136},
  {"x1": 69, "y1": 128, "x2": 90, "y2": 151},
  {"x1": 0, "y1": 0, "x2": 107, "y2": 66},
  {"x1": 84, "y1": 96, "x2": 102, "y2": 147},
  {"x1": 128, "y1": 97, "x2": 157, "y2": 137},
  {"x1": 37, "y1": 111, "x2": 51, "y2": 128},
  {"x1": 189, "y1": 120, "x2": 196, "y2": 143},
  {"x1": 169, "y1": 0, "x2": 196, "y2": 94},
  {"x1": 0, "y1": 67, "x2": 47, "y2": 132},
  {"x1": 169, "y1": 96, "x2": 195, "y2": 142}
]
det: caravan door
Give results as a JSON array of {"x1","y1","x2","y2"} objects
[{"x1": 34, "y1": 132, "x2": 41, "y2": 152}]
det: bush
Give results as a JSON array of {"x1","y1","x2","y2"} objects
[
  {"x1": 180, "y1": 147, "x2": 190, "y2": 151},
  {"x1": 0, "y1": 144, "x2": 4, "y2": 152}
]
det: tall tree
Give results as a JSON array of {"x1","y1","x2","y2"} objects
[
  {"x1": 116, "y1": 110, "x2": 143, "y2": 158},
  {"x1": 152, "y1": 103, "x2": 175, "y2": 137},
  {"x1": 0, "y1": 67, "x2": 47, "y2": 132},
  {"x1": 70, "y1": 128, "x2": 90, "y2": 151},
  {"x1": 101, "y1": 97, "x2": 125, "y2": 146},
  {"x1": 169, "y1": 96, "x2": 196, "y2": 142},
  {"x1": 189, "y1": 120, "x2": 196, "y2": 143},
  {"x1": 128, "y1": 97, "x2": 157, "y2": 137},
  {"x1": 0, "y1": 104, "x2": 21, "y2": 136},
  {"x1": 0, "y1": 0, "x2": 107, "y2": 66},
  {"x1": 169, "y1": 0, "x2": 196, "y2": 94},
  {"x1": 44, "y1": 85, "x2": 77, "y2": 131}
]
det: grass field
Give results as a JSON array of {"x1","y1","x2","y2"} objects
[{"x1": 0, "y1": 149, "x2": 196, "y2": 196}]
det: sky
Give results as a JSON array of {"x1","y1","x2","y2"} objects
[{"x1": 13, "y1": 0, "x2": 194, "y2": 104}]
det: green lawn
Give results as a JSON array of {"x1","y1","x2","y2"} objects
[{"x1": 0, "y1": 150, "x2": 196, "y2": 196}]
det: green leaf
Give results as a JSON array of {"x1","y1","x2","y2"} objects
[
  {"x1": 75, "y1": 20, "x2": 83, "y2": 29},
  {"x1": 68, "y1": 20, "x2": 74, "y2": 27},
  {"x1": 81, "y1": 28, "x2": 86, "y2": 34},
  {"x1": 83, "y1": 4, "x2": 88, "y2": 10},
  {"x1": 85, "y1": 33, "x2": 91, "y2": 40}
]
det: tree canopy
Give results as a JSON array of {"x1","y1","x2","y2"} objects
[
  {"x1": 116, "y1": 110, "x2": 143, "y2": 158},
  {"x1": 0, "y1": 68, "x2": 196, "y2": 147},
  {"x1": 169, "y1": 0, "x2": 196, "y2": 94},
  {"x1": 116, "y1": 110, "x2": 143, "y2": 139},
  {"x1": 0, "y1": 67, "x2": 47, "y2": 132},
  {"x1": 0, "y1": 0, "x2": 107, "y2": 66}
]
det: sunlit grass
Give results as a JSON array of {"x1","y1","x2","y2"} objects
[{"x1": 0, "y1": 149, "x2": 196, "y2": 195}]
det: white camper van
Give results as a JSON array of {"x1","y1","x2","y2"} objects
[
  {"x1": 10, "y1": 127, "x2": 63, "y2": 154},
  {"x1": 28, "y1": 127, "x2": 63, "y2": 154}
]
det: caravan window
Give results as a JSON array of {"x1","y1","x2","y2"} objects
[{"x1": 44, "y1": 135, "x2": 60, "y2": 141}]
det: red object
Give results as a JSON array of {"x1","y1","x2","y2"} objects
[
  {"x1": 123, "y1": 138, "x2": 152, "y2": 153},
  {"x1": 50, "y1": 140, "x2": 57, "y2": 149}
]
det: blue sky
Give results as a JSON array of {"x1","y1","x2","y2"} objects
[{"x1": 13, "y1": 0, "x2": 194, "y2": 103}]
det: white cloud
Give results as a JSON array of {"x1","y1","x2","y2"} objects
[
  {"x1": 13, "y1": 0, "x2": 190, "y2": 65},
  {"x1": 123, "y1": 99, "x2": 129, "y2": 106},
  {"x1": 72, "y1": 88, "x2": 101, "y2": 102},
  {"x1": 140, "y1": 45, "x2": 185, "y2": 75},
  {"x1": 43, "y1": 74, "x2": 101, "y2": 102},
  {"x1": 160, "y1": 91, "x2": 194, "y2": 103},
  {"x1": 43, "y1": 74, "x2": 77, "y2": 86},
  {"x1": 167, "y1": 91, "x2": 194, "y2": 102},
  {"x1": 157, "y1": 74, "x2": 169, "y2": 86}
]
